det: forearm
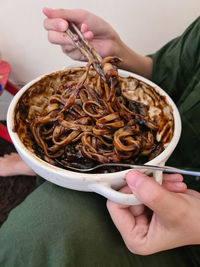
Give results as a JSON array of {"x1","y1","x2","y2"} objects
[{"x1": 115, "y1": 41, "x2": 153, "y2": 79}]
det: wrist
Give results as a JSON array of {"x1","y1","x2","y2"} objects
[{"x1": 114, "y1": 41, "x2": 153, "y2": 79}]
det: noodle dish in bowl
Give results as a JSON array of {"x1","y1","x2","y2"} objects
[{"x1": 7, "y1": 58, "x2": 181, "y2": 205}]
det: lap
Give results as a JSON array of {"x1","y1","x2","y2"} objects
[{"x1": 0, "y1": 179, "x2": 195, "y2": 267}]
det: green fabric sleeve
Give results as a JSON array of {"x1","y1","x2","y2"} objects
[
  {"x1": 149, "y1": 16, "x2": 200, "y2": 104},
  {"x1": 148, "y1": 16, "x2": 200, "y2": 171}
]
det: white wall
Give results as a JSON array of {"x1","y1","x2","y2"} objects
[{"x1": 0, "y1": 0, "x2": 200, "y2": 85}]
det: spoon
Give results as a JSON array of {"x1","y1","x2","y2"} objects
[{"x1": 56, "y1": 161, "x2": 200, "y2": 176}]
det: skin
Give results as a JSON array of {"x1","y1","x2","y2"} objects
[
  {"x1": 43, "y1": 7, "x2": 152, "y2": 79},
  {"x1": 107, "y1": 171, "x2": 200, "y2": 255},
  {"x1": 1, "y1": 8, "x2": 200, "y2": 256},
  {"x1": 0, "y1": 152, "x2": 35, "y2": 176}
]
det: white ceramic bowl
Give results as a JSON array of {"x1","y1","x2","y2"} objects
[{"x1": 7, "y1": 67, "x2": 181, "y2": 205}]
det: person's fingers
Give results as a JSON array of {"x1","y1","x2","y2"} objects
[
  {"x1": 162, "y1": 180, "x2": 187, "y2": 192},
  {"x1": 162, "y1": 173, "x2": 183, "y2": 182},
  {"x1": 161, "y1": 174, "x2": 186, "y2": 192},
  {"x1": 126, "y1": 170, "x2": 187, "y2": 220},
  {"x1": 45, "y1": 21, "x2": 93, "y2": 46},
  {"x1": 119, "y1": 185, "x2": 146, "y2": 215},
  {"x1": 186, "y1": 189, "x2": 200, "y2": 199},
  {"x1": 61, "y1": 46, "x2": 86, "y2": 61},
  {"x1": 107, "y1": 198, "x2": 149, "y2": 249},
  {"x1": 107, "y1": 199, "x2": 136, "y2": 235},
  {"x1": 44, "y1": 18, "x2": 68, "y2": 32},
  {"x1": 61, "y1": 44, "x2": 77, "y2": 52},
  {"x1": 80, "y1": 24, "x2": 94, "y2": 39},
  {"x1": 81, "y1": 23, "x2": 88, "y2": 33},
  {"x1": 107, "y1": 199, "x2": 149, "y2": 243},
  {"x1": 43, "y1": 7, "x2": 89, "y2": 24},
  {"x1": 107, "y1": 185, "x2": 149, "y2": 242},
  {"x1": 47, "y1": 30, "x2": 75, "y2": 45},
  {"x1": 83, "y1": 31, "x2": 94, "y2": 40}
]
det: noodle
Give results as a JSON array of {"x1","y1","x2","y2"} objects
[{"x1": 27, "y1": 57, "x2": 167, "y2": 170}]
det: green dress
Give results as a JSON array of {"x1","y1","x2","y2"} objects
[{"x1": 0, "y1": 17, "x2": 199, "y2": 267}]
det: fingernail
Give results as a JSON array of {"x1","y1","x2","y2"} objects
[{"x1": 126, "y1": 171, "x2": 144, "y2": 189}]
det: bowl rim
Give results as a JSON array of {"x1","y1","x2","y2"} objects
[{"x1": 7, "y1": 67, "x2": 182, "y2": 180}]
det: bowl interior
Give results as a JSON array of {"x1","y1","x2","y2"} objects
[{"x1": 7, "y1": 66, "x2": 181, "y2": 179}]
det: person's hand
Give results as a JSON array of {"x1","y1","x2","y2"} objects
[
  {"x1": 0, "y1": 153, "x2": 35, "y2": 176},
  {"x1": 43, "y1": 7, "x2": 123, "y2": 61},
  {"x1": 107, "y1": 171, "x2": 200, "y2": 255},
  {"x1": 42, "y1": 7, "x2": 153, "y2": 78}
]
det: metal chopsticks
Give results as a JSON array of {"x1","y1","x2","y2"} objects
[{"x1": 66, "y1": 22, "x2": 106, "y2": 80}]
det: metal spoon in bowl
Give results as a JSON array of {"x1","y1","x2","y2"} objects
[{"x1": 55, "y1": 161, "x2": 200, "y2": 176}]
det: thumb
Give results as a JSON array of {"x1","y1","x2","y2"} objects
[{"x1": 126, "y1": 170, "x2": 181, "y2": 218}]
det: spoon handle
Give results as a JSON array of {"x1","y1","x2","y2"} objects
[
  {"x1": 93, "y1": 163, "x2": 200, "y2": 177},
  {"x1": 130, "y1": 164, "x2": 200, "y2": 177},
  {"x1": 56, "y1": 160, "x2": 200, "y2": 176}
]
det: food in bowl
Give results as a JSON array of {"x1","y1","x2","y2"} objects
[{"x1": 13, "y1": 58, "x2": 174, "y2": 173}]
